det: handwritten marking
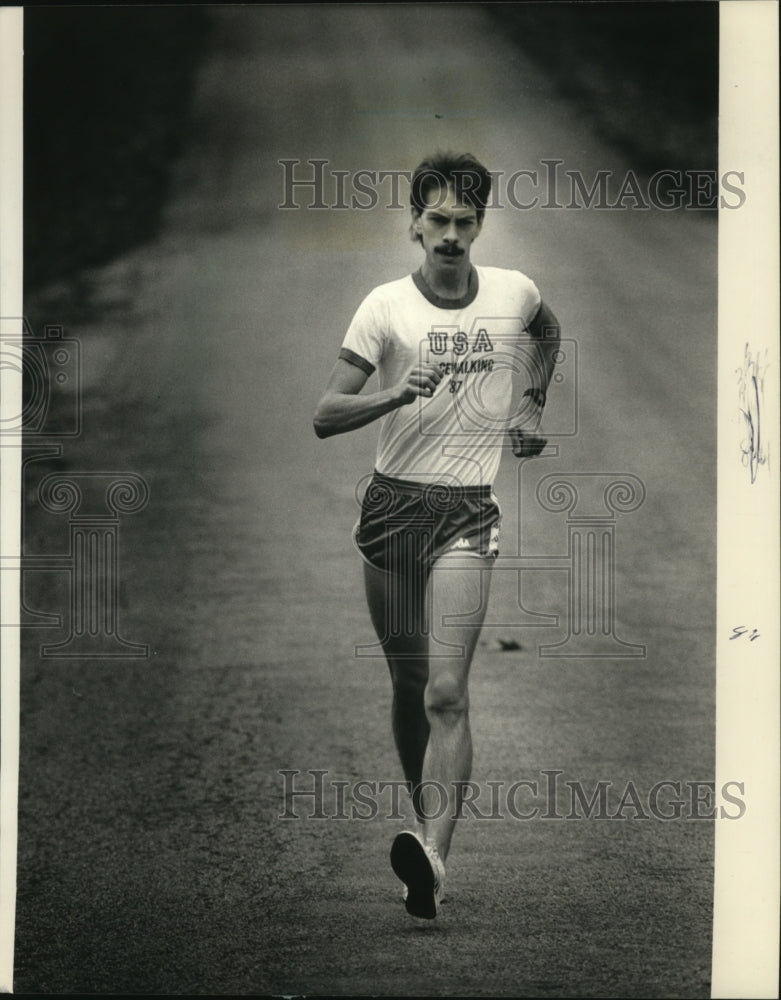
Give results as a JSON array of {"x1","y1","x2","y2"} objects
[
  {"x1": 729, "y1": 626, "x2": 760, "y2": 642},
  {"x1": 737, "y1": 343, "x2": 768, "y2": 483}
]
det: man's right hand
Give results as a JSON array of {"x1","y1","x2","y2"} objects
[{"x1": 395, "y1": 363, "x2": 444, "y2": 405}]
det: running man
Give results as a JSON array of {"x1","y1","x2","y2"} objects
[{"x1": 314, "y1": 152, "x2": 560, "y2": 918}]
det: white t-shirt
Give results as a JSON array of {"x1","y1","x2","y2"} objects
[{"x1": 339, "y1": 264, "x2": 542, "y2": 487}]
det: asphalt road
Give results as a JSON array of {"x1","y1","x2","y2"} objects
[{"x1": 15, "y1": 8, "x2": 716, "y2": 995}]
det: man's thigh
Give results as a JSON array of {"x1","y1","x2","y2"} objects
[
  {"x1": 363, "y1": 558, "x2": 429, "y2": 663},
  {"x1": 427, "y1": 552, "x2": 494, "y2": 665}
]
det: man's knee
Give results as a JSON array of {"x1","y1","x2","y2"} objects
[
  {"x1": 425, "y1": 670, "x2": 468, "y2": 716},
  {"x1": 393, "y1": 672, "x2": 427, "y2": 705},
  {"x1": 391, "y1": 657, "x2": 428, "y2": 697}
]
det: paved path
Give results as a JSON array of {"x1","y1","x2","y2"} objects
[{"x1": 16, "y1": 8, "x2": 716, "y2": 995}]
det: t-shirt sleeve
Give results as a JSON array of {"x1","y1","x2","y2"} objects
[
  {"x1": 338, "y1": 291, "x2": 386, "y2": 376},
  {"x1": 518, "y1": 273, "x2": 543, "y2": 327}
]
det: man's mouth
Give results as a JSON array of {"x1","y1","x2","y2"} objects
[{"x1": 435, "y1": 247, "x2": 464, "y2": 257}]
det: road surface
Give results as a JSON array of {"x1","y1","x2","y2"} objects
[{"x1": 16, "y1": 8, "x2": 716, "y2": 995}]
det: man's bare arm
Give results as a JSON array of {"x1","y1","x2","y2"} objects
[
  {"x1": 509, "y1": 301, "x2": 562, "y2": 457},
  {"x1": 527, "y1": 300, "x2": 562, "y2": 399},
  {"x1": 313, "y1": 358, "x2": 443, "y2": 439}
]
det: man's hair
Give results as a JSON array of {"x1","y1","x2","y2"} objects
[{"x1": 409, "y1": 151, "x2": 492, "y2": 242}]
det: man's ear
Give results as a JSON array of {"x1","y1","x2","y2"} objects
[{"x1": 409, "y1": 208, "x2": 423, "y2": 242}]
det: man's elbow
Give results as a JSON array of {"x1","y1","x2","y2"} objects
[{"x1": 313, "y1": 402, "x2": 333, "y2": 439}]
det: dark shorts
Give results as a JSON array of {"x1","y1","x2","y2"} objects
[{"x1": 353, "y1": 471, "x2": 502, "y2": 575}]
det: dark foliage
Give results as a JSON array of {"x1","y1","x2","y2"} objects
[{"x1": 24, "y1": 8, "x2": 211, "y2": 291}]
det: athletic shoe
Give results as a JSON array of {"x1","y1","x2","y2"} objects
[
  {"x1": 390, "y1": 831, "x2": 445, "y2": 919},
  {"x1": 401, "y1": 871, "x2": 447, "y2": 904},
  {"x1": 400, "y1": 818, "x2": 422, "y2": 903}
]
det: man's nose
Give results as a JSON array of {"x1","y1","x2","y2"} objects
[{"x1": 442, "y1": 221, "x2": 459, "y2": 242}]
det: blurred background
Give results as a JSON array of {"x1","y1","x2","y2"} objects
[
  {"x1": 17, "y1": 5, "x2": 718, "y2": 996},
  {"x1": 24, "y1": 3, "x2": 716, "y2": 295}
]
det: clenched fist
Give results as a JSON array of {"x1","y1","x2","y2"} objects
[{"x1": 395, "y1": 363, "x2": 444, "y2": 405}]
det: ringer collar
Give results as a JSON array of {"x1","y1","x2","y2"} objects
[{"x1": 412, "y1": 265, "x2": 479, "y2": 309}]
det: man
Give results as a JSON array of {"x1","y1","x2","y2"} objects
[{"x1": 314, "y1": 152, "x2": 560, "y2": 919}]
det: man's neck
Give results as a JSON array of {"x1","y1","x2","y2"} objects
[{"x1": 420, "y1": 259, "x2": 472, "y2": 300}]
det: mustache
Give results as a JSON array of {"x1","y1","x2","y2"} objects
[{"x1": 435, "y1": 246, "x2": 465, "y2": 257}]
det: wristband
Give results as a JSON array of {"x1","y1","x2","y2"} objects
[{"x1": 522, "y1": 387, "x2": 547, "y2": 408}]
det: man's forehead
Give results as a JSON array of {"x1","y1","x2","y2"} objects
[{"x1": 421, "y1": 184, "x2": 478, "y2": 216}]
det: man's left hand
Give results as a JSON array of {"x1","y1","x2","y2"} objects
[{"x1": 509, "y1": 427, "x2": 548, "y2": 457}]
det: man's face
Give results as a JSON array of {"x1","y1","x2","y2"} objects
[{"x1": 412, "y1": 183, "x2": 483, "y2": 269}]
